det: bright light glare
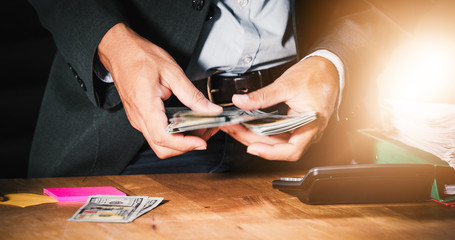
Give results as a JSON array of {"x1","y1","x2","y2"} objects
[{"x1": 377, "y1": 38, "x2": 455, "y2": 103}]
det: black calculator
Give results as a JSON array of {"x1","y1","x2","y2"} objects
[{"x1": 273, "y1": 164, "x2": 435, "y2": 204}]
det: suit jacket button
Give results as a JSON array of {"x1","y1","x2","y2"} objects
[
  {"x1": 68, "y1": 63, "x2": 77, "y2": 75},
  {"x1": 76, "y1": 77, "x2": 87, "y2": 91},
  {"x1": 192, "y1": 0, "x2": 204, "y2": 11},
  {"x1": 67, "y1": 63, "x2": 87, "y2": 91}
]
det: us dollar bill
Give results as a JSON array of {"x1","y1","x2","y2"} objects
[
  {"x1": 241, "y1": 111, "x2": 317, "y2": 135},
  {"x1": 166, "y1": 107, "x2": 316, "y2": 135},
  {"x1": 68, "y1": 195, "x2": 163, "y2": 223}
]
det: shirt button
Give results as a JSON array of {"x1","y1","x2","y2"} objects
[
  {"x1": 238, "y1": 0, "x2": 248, "y2": 7},
  {"x1": 242, "y1": 55, "x2": 252, "y2": 64}
]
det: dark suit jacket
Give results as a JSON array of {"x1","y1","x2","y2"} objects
[{"x1": 27, "y1": 0, "x2": 426, "y2": 177}]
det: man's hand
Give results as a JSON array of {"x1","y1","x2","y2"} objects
[
  {"x1": 98, "y1": 23, "x2": 222, "y2": 159},
  {"x1": 220, "y1": 56, "x2": 339, "y2": 161}
]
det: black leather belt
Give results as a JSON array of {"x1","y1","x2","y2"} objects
[{"x1": 165, "y1": 60, "x2": 296, "y2": 107}]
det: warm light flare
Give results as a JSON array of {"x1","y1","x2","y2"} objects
[{"x1": 377, "y1": 38, "x2": 455, "y2": 103}]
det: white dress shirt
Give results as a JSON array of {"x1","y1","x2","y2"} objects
[{"x1": 95, "y1": 0, "x2": 344, "y2": 109}]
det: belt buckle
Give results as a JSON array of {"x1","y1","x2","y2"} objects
[
  {"x1": 206, "y1": 72, "x2": 234, "y2": 107},
  {"x1": 206, "y1": 71, "x2": 263, "y2": 107}
]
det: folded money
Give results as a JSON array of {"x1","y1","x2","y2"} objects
[
  {"x1": 242, "y1": 111, "x2": 317, "y2": 135},
  {"x1": 166, "y1": 107, "x2": 317, "y2": 135},
  {"x1": 68, "y1": 195, "x2": 163, "y2": 223}
]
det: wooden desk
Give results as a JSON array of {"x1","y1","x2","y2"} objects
[{"x1": 1, "y1": 172, "x2": 455, "y2": 239}]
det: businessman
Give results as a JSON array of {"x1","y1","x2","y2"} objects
[{"x1": 27, "y1": 0, "x2": 426, "y2": 177}]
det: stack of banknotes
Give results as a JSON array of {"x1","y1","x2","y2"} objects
[
  {"x1": 68, "y1": 195, "x2": 163, "y2": 223},
  {"x1": 166, "y1": 107, "x2": 317, "y2": 135}
]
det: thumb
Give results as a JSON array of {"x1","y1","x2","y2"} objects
[{"x1": 232, "y1": 82, "x2": 286, "y2": 110}]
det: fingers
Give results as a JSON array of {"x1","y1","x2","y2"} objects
[
  {"x1": 141, "y1": 72, "x2": 220, "y2": 158},
  {"x1": 168, "y1": 72, "x2": 222, "y2": 114},
  {"x1": 247, "y1": 122, "x2": 318, "y2": 161},
  {"x1": 228, "y1": 59, "x2": 339, "y2": 161},
  {"x1": 146, "y1": 127, "x2": 218, "y2": 159},
  {"x1": 221, "y1": 121, "x2": 319, "y2": 161},
  {"x1": 247, "y1": 143, "x2": 304, "y2": 161},
  {"x1": 140, "y1": 108, "x2": 208, "y2": 158},
  {"x1": 232, "y1": 80, "x2": 288, "y2": 111},
  {"x1": 189, "y1": 128, "x2": 220, "y2": 141},
  {"x1": 146, "y1": 135, "x2": 206, "y2": 159},
  {"x1": 220, "y1": 124, "x2": 287, "y2": 146},
  {"x1": 99, "y1": 25, "x2": 220, "y2": 159}
]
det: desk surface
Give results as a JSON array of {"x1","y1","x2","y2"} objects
[{"x1": 1, "y1": 172, "x2": 455, "y2": 240}]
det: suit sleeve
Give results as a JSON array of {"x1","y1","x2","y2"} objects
[{"x1": 28, "y1": 0, "x2": 127, "y2": 107}]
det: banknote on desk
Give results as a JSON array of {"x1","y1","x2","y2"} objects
[
  {"x1": 68, "y1": 195, "x2": 163, "y2": 223},
  {"x1": 166, "y1": 107, "x2": 317, "y2": 135}
]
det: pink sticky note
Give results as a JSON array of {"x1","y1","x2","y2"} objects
[{"x1": 43, "y1": 186, "x2": 126, "y2": 202}]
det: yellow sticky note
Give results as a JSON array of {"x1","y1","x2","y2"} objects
[{"x1": 0, "y1": 193, "x2": 57, "y2": 208}]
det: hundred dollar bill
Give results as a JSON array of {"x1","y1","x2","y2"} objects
[
  {"x1": 241, "y1": 111, "x2": 317, "y2": 135},
  {"x1": 68, "y1": 195, "x2": 163, "y2": 223},
  {"x1": 166, "y1": 107, "x2": 317, "y2": 135},
  {"x1": 166, "y1": 107, "x2": 272, "y2": 133},
  {"x1": 135, "y1": 197, "x2": 164, "y2": 219}
]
